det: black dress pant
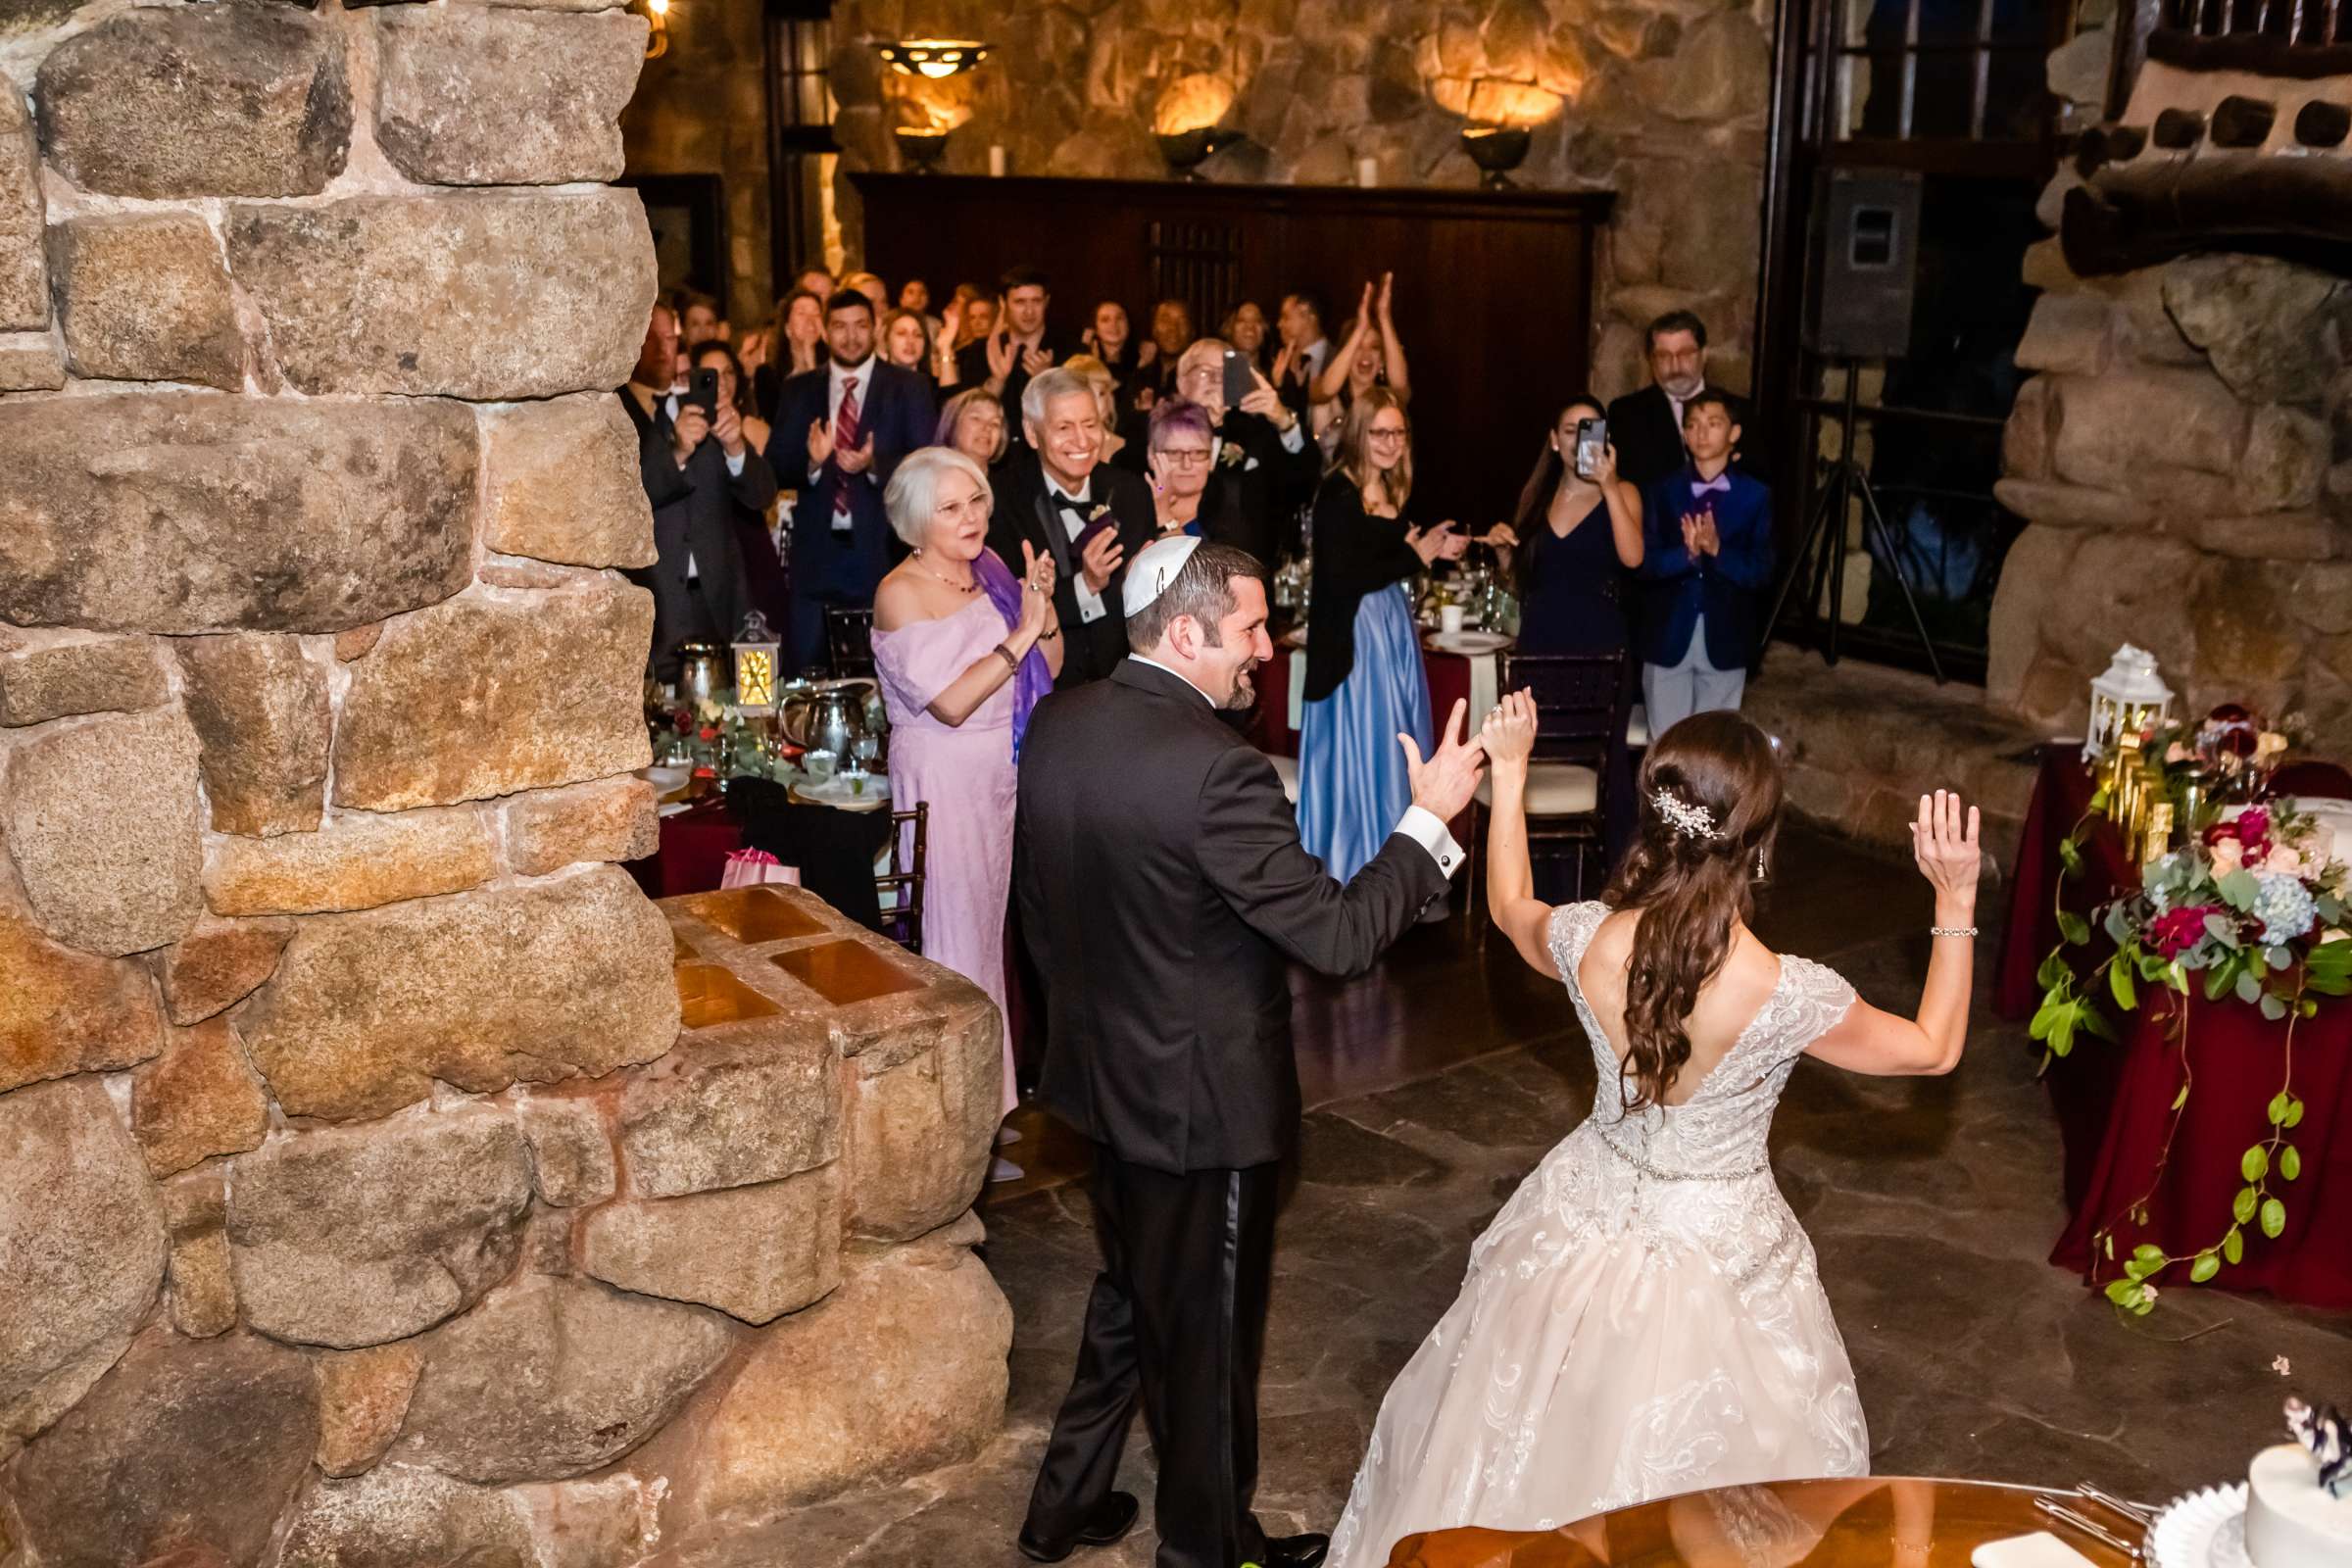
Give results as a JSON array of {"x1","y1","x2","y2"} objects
[{"x1": 1024, "y1": 1148, "x2": 1281, "y2": 1568}]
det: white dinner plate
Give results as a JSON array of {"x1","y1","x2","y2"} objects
[
  {"x1": 1427, "y1": 630, "x2": 1512, "y2": 656},
  {"x1": 790, "y1": 773, "x2": 890, "y2": 812}
]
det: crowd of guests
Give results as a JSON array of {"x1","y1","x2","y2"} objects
[{"x1": 622, "y1": 263, "x2": 1772, "y2": 1177}]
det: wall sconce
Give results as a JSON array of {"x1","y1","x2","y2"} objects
[
  {"x1": 872, "y1": 39, "x2": 991, "y2": 79},
  {"x1": 895, "y1": 127, "x2": 950, "y2": 172},
  {"x1": 1460, "y1": 124, "x2": 1531, "y2": 188},
  {"x1": 1153, "y1": 74, "x2": 1240, "y2": 180},
  {"x1": 637, "y1": 0, "x2": 669, "y2": 59}
]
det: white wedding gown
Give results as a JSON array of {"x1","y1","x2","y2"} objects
[{"x1": 1328, "y1": 902, "x2": 1871, "y2": 1566}]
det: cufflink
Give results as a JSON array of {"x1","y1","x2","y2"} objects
[{"x1": 1440, "y1": 855, "x2": 1454, "y2": 870}]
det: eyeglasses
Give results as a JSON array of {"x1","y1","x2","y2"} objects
[
  {"x1": 1155, "y1": 447, "x2": 1213, "y2": 466},
  {"x1": 1368, "y1": 426, "x2": 1408, "y2": 440}
]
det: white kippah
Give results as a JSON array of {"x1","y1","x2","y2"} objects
[{"x1": 1122, "y1": 534, "x2": 1202, "y2": 617}]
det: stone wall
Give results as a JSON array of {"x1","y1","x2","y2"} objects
[
  {"x1": 1989, "y1": 58, "x2": 2352, "y2": 757},
  {"x1": 0, "y1": 5, "x2": 1006, "y2": 1562},
  {"x1": 618, "y1": 0, "x2": 777, "y2": 326},
  {"x1": 651, "y1": 0, "x2": 1773, "y2": 397}
]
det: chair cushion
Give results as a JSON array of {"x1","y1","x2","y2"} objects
[
  {"x1": 1474, "y1": 761, "x2": 1598, "y2": 815},
  {"x1": 1269, "y1": 752, "x2": 1300, "y2": 806}
]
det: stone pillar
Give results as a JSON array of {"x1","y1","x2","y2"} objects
[{"x1": 0, "y1": 6, "x2": 1006, "y2": 1562}]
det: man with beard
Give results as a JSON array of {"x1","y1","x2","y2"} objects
[
  {"x1": 1011, "y1": 536, "x2": 1488, "y2": 1568},
  {"x1": 1605, "y1": 310, "x2": 1753, "y2": 489},
  {"x1": 988, "y1": 368, "x2": 1155, "y2": 687},
  {"x1": 771, "y1": 288, "x2": 935, "y2": 673}
]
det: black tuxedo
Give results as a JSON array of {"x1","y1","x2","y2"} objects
[
  {"x1": 1215, "y1": 409, "x2": 1318, "y2": 563},
  {"x1": 956, "y1": 326, "x2": 1083, "y2": 451},
  {"x1": 986, "y1": 455, "x2": 1154, "y2": 688},
  {"x1": 1605, "y1": 381, "x2": 1757, "y2": 490},
  {"x1": 1016, "y1": 659, "x2": 1450, "y2": 1566},
  {"x1": 619, "y1": 387, "x2": 779, "y2": 679},
  {"x1": 768, "y1": 359, "x2": 935, "y2": 672}
]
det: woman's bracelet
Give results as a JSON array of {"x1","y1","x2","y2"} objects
[
  {"x1": 1930, "y1": 924, "x2": 1978, "y2": 939},
  {"x1": 992, "y1": 643, "x2": 1019, "y2": 672}
]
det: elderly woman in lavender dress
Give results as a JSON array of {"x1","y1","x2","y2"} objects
[{"x1": 870, "y1": 447, "x2": 1063, "y2": 1178}]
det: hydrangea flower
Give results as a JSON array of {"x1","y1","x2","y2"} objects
[{"x1": 2251, "y1": 872, "x2": 2318, "y2": 947}]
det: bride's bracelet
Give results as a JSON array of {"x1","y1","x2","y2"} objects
[{"x1": 1930, "y1": 924, "x2": 1978, "y2": 939}]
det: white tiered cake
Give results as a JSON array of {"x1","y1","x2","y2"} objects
[{"x1": 2243, "y1": 1443, "x2": 2352, "y2": 1568}]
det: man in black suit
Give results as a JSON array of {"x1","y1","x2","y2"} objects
[
  {"x1": 1605, "y1": 309, "x2": 1754, "y2": 491},
  {"x1": 769, "y1": 289, "x2": 935, "y2": 673},
  {"x1": 1013, "y1": 537, "x2": 1487, "y2": 1568},
  {"x1": 987, "y1": 368, "x2": 1155, "y2": 688},
  {"x1": 958, "y1": 264, "x2": 1082, "y2": 453},
  {"x1": 1175, "y1": 337, "x2": 1320, "y2": 563},
  {"x1": 621, "y1": 302, "x2": 779, "y2": 679}
]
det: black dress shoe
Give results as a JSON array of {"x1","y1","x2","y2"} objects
[
  {"x1": 1016, "y1": 1492, "x2": 1141, "y2": 1563},
  {"x1": 1260, "y1": 1532, "x2": 1331, "y2": 1568}
]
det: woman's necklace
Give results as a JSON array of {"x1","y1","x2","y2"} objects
[{"x1": 909, "y1": 550, "x2": 979, "y2": 595}]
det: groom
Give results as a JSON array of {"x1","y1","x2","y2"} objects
[{"x1": 1013, "y1": 537, "x2": 1489, "y2": 1568}]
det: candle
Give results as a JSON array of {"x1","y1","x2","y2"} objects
[
  {"x1": 988, "y1": 145, "x2": 1007, "y2": 177},
  {"x1": 1356, "y1": 156, "x2": 1378, "y2": 188}
]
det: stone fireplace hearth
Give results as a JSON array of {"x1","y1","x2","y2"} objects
[{"x1": 1, "y1": 5, "x2": 1009, "y2": 1563}]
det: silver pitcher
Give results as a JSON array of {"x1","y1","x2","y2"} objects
[
  {"x1": 676, "y1": 642, "x2": 725, "y2": 708},
  {"x1": 781, "y1": 679, "x2": 873, "y2": 758}
]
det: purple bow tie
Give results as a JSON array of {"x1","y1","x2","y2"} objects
[{"x1": 1690, "y1": 475, "x2": 1731, "y2": 496}]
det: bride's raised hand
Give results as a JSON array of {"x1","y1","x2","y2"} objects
[
  {"x1": 1482, "y1": 690, "x2": 1538, "y2": 772},
  {"x1": 1911, "y1": 789, "x2": 1981, "y2": 911}
]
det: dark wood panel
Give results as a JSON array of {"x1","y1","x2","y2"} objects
[{"x1": 852, "y1": 173, "x2": 1614, "y2": 533}]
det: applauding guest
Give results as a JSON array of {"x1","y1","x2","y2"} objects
[
  {"x1": 1143, "y1": 397, "x2": 1250, "y2": 553},
  {"x1": 770, "y1": 289, "x2": 934, "y2": 673},
  {"x1": 1637, "y1": 392, "x2": 1774, "y2": 734},
  {"x1": 872, "y1": 447, "x2": 1063, "y2": 1152},
  {"x1": 935, "y1": 388, "x2": 1009, "y2": 476},
  {"x1": 958, "y1": 265, "x2": 1080, "y2": 448},
  {"x1": 1606, "y1": 310, "x2": 1754, "y2": 490},
  {"x1": 1311, "y1": 272, "x2": 1412, "y2": 418},
  {"x1": 1175, "y1": 337, "x2": 1319, "y2": 561},
  {"x1": 1300, "y1": 388, "x2": 1467, "y2": 883},
  {"x1": 621, "y1": 303, "x2": 778, "y2": 680},
  {"x1": 987, "y1": 368, "x2": 1155, "y2": 689}
]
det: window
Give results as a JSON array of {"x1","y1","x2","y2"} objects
[{"x1": 765, "y1": 0, "x2": 835, "y2": 289}]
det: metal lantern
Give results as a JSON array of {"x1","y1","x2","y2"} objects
[
  {"x1": 732, "y1": 611, "x2": 782, "y2": 712},
  {"x1": 2084, "y1": 644, "x2": 2173, "y2": 762}
]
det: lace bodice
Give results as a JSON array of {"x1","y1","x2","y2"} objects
[{"x1": 1546, "y1": 900, "x2": 1857, "y2": 1183}]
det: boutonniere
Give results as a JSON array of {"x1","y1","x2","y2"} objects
[
  {"x1": 1217, "y1": 441, "x2": 1244, "y2": 468},
  {"x1": 1087, "y1": 503, "x2": 1111, "y2": 523}
]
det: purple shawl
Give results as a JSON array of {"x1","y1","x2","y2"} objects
[{"x1": 974, "y1": 547, "x2": 1052, "y2": 760}]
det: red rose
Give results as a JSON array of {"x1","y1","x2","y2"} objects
[{"x1": 698, "y1": 725, "x2": 719, "y2": 743}]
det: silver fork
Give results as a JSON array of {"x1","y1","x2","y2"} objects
[
  {"x1": 2034, "y1": 1496, "x2": 2144, "y2": 1561},
  {"x1": 2075, "y1": 1482, "x2": 2156, "y2": 1529}
]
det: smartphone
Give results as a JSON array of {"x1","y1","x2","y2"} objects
[
  {"x1": 1574, "y1": 416, "x2": 1607, "y2": 479},
  {"x1": 1222, "y1": 348, "x2": 1253, "y2": 408},
  {"x1": 687, "y1": 367, "x2": 721, "y2": 416}
]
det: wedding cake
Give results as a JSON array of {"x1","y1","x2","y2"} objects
[{"x1": 2241, "y1": 1399, "x2": 2351, "y2": 1568}]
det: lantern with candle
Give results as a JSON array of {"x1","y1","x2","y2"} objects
[
  {"x1": 2082, "y1": 644, "x2": 2173, "y2": 765},
  {"x1": 732, "y1": 610, "x2": 783, "y2": 712}
]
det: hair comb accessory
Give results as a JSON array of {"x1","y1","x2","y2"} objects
[{"x1": 1650, "y1": 788, "x2": 1722, "y2": 842}]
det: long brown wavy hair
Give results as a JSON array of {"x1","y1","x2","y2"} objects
[{"x1": 1598, "y1": 710, "x2": 1785, "y2": 1113}]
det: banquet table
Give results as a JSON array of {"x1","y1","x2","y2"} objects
[
  {"x1": 1995, "y1": 745, "x2": 2352, "y2": 1308},
  {"x1": 1249, "y1": 635, "x2": 1504, "y2": 760},
  {"x1": 1384, "y1": 1476, "x2": 2133, "y2": 1567},
  {"x1": 627, "y1": 779, "x2": 894, "y2": 928}
]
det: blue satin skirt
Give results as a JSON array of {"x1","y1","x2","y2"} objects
[{"x1": 1298, "y1": 584, "x2": 1434, "y2": 884}]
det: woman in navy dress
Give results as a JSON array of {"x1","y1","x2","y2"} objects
[
  {"x1": 1489, "y1": 395, "x2": 1645, "y2": 859},
  {"x1": 1299, "y1": 387, "x2": 1467, "y2": 882}
]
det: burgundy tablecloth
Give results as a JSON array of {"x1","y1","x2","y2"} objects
[
  {"x1": 1249, "y1": 644, "x2": 1476, "y2": 760},
  {"x1": 1998, "y1": 748, "x2": 2352, "y2": 1307}
]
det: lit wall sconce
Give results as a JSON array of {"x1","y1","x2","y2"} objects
[
  {"x1": 636, "y1": 0, "x2": 669, "y2": 59},
  {"x1": 1460, "y1": 125, "x2": 1531, "y2": 187},
  {"x1": 1456, "y1": 79, "x2": 1563, "y2": 188},
  {"x1": 872, "y1": 39, "x2": 991, "y2": 79},
  {"x1": 1152, "y1": 74, "x2": 1241, "y2": 181},
  {"x1": 895, "y1": 127, "x2": 950, "y2": 172}
]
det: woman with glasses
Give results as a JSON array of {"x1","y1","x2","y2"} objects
[
  {"x1": 1140, "y1": 397, "x2": 1250, "y2": 549},
  {"x1": 1299, "y1": 386, "x2": 1467, "y2": 882}
]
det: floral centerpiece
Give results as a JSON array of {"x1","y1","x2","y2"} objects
[{"x1": 2032, "y1": 717, "x2": 2350, "y2": 1313}]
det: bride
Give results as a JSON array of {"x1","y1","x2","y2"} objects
[{"x1": 1328, "y1": 696, "x2": 1982, "y2": 1565}]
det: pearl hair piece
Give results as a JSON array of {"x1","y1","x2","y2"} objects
[{"x1": 1650, "y1": 788, "x2": 1722, "y2": 842}]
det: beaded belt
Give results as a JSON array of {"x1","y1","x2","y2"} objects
[{"x1": 1599, "y1": 1135, "x2": 1769, "y2": 1183}]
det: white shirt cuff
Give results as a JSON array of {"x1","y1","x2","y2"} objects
[
  {"x1": 1279, "y1": 419, "x2": 1305, "y2": 454},
  {"x1": 724, "y1": 449, "x2": 746, "y2": 477},
  {"x1": 1395, "y1": 806, "x2": 1464, "y2": 879},
  {"x1": 1074, "y1": 578, "x2": 1107, "y2": 623}
]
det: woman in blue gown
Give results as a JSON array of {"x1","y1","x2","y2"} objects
[
  {"x1": 1488, "y1": 395, "x2": 1645, "y2": 860},
  {"x1": 1299, "y1": 387, "x2": 1465, "y2": 881}
]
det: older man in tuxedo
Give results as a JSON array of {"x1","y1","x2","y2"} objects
[
  {"x1": 1174, "y1": 337, "x2": 1319, "y2": 563},
  {"x1": 770, "y1": 288, "x2": 935, "y2": 673},
  {"x1": 1013, "y1": 537, "x2": 1487, "y2": 1568},
  {"x1": 988, "y1": 368, "x2": 1155, "y2": 687},
  {"x1": 621, "y1": 302, "x2": 778, "y2": 679}
]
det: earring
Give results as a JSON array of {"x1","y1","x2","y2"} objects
[{"x1": 1754, "y1": 846, "x2": 1768, "y2": 880}]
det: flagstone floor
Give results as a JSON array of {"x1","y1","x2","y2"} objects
[{"x1": 650, "y1": 830, "x2": 2352, "y2": 1568}]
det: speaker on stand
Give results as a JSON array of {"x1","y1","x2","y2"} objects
[{"x1": 1764, "y1": 168, "x2": 1945, "y2": 682}]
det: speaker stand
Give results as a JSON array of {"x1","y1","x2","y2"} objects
[{"x1": 1761, "y1": 363, "x2": 1946, "y2": 684}]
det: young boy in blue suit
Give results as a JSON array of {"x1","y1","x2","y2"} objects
[{"x1": 1636, "y1": 392, "x2": 1774, "y2": 735}]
